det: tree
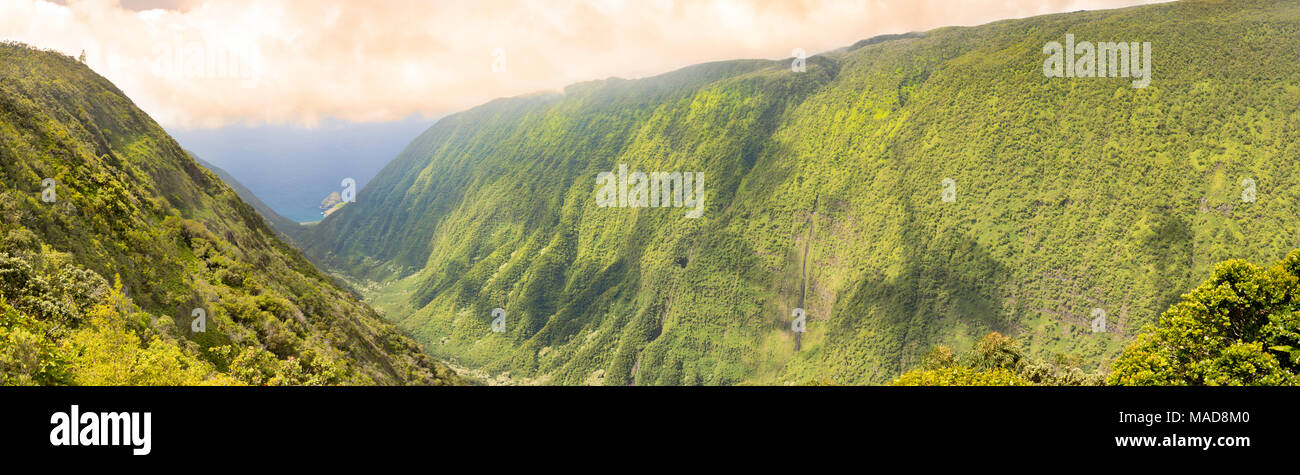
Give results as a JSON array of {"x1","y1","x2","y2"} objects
[
  {"x1": 1108, "y1": 251, "x2": 1300, "y2": 386},
  {"x1": 0, "y1": 298, "x2": 73, "y2": 385},
  {"x1": 893, "y1": 365, "x2": 1029, "y2": 386},
  {"x1": 64, "y1": 280, "x2": 234, "y2": 386},
  {"x1": 894, "y1": 332, "x2": 1101, "y2": 386}
]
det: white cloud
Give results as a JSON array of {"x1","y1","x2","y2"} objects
[{"x1": 0, "y1": 0, "x2": 1166, "y2": 128}]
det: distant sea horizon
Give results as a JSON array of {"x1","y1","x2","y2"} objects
[{"x1": 168, "y1": 115, "x2": 436, "y2": 225}]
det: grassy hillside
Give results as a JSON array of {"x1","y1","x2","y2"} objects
[
  {"x1": 301, "y1": 0, "x2": 1300, "y2": 385},
  {"x1": 0, "y1": 42, "x2": 459, "y2": 385}
]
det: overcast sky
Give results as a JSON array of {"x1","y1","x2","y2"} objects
[{"x1": 3, "y1": 0, "x2": 1166, "y2": 129}]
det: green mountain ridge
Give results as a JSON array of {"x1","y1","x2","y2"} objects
[
  {"x1": 298, "y1": 0, "x2": 1300, "y2": 385},
  {"x1": 0, "y1": 41, "x2": 459, "y2": 385},
  {"x1": 191, "y1": 153, "x2": 307, "y2": 245}
]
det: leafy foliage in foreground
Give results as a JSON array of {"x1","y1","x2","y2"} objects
[
  {"x1": 1109, "y1": 250, "x2": 1300, "y2": 386},
  {"x1": 299, "y1": 0, "x2": 1300, "y2": 385},
  {"x1": 0, "y1": 42, "x2": 458, "y2": 385},
  {"x1": 893, "y1": 333, "x2": 1101, "y2": 386}
]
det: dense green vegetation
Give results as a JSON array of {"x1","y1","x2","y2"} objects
[
  {"x1": 0, "y1": 42, "x2": 458, "y2": 385},
  {"x1": 893, "y1": 332, "x2": 1102, "y2": 386},
  {"x1": 191, "y1": 154, "x2": 307, "y2": 246},
  {"x1": 899, "y1": 249, "x2": 1300, "y2": 386},
  {"x1": 298, "y1": 0, "x2": 1300, "y2": 385},
  {"x1": 1109, "y1": 250, "x2": 1300, "y2": 385}
]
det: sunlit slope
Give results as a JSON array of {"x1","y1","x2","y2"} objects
[
  {"x1": 303, "y1": 0, "x2": 1300, "y2": 384},
  {"x1": 0, "y1": 42, "x2": 458, "y2": 385}
]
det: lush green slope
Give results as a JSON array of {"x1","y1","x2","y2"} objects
[
  {"x1": 302, "y1": 0, "x2": 1300, "y2": 385},
  {"x1": 0, "y1": 42, "x2": 459, "y2": 385},
  {"x1": 1109, "y1": 249, "x2": 1300, "y2": 385},
  {"x1": 895, "y1": 248, "x2": 1300, "y2": 386},
  {"x1": 191, "y1": 153, "x2": 306, "y2": 245}
]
